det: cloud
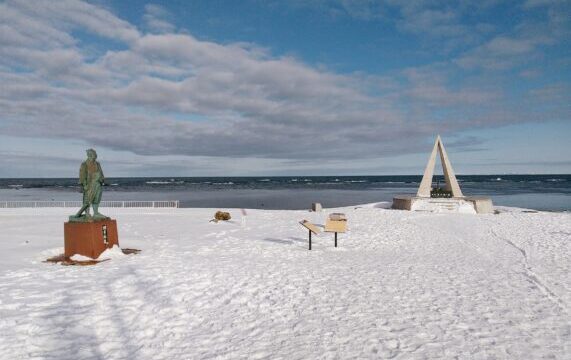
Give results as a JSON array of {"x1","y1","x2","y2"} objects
[
  {"x1": 455, "y1": 36, "x2": 548, "y2": 70},
  {"x1": 0, "y1": 0, "x2": 568, "y2": 171},
  {"x1": 0, "y1": 0, "x2": 139, "y2": 45},
  {"x1": 143, "y1": 4, "x2": 176, "y2": 33},
  {"x1": 392, "y1": 3, "x2": 467, "y2": 39},
  {"x1": 402, "y1": 67, "x2": 500, "y2": 106},
  {"x1": 454, "y1": 0, "x2": 570, "y2": 71},
  {"x1": 519, "y1": 69, "x2": 542, "y2": 78},
  {"x1": 281, "y1": 0, "x2": 496, "y2": 51}
]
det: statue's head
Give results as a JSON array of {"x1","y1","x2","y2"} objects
[{"x1": 86, "y1": 148, "x2": 97, "y2": 160}]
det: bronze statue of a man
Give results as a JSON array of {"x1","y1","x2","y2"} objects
[{"x1": 71, "y1": 149, "x2": 108, "y2": 221}]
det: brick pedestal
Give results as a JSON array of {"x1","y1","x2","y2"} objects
[{"x1": 64, "y1": 219, "x2": 119, "y2": 259}]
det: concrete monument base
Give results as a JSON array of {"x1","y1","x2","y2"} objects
[
  {"x1": 466, "y1": 197, "x2": 494, "y2": 214},
  {"x1": 392, "y1": 195, "x2": 494, "y2": 214},
  {"x1": 64, "y1": 219, "x2": 119, "y2": 258}
]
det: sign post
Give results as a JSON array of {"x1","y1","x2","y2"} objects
[{"x1": 300, "y1": 220, "x2": 320, "y2": 250}]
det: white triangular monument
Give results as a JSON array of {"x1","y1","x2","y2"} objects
[
  {"x1": 417, "y1": 135, "x2": 463, "y2": 198},
  {"x1": 393, "y1": 135, "x2": 493, "y2": 213}
]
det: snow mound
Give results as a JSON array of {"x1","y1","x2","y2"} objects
[
  {"x1": 69, "y1": 245, "x2": 125, "y2": 262},
  {"x1": 97, "y1": 245, "x2": 125, "y2": 260},
  {"x1": 69, "y1": 253, "x2": 94, "y2": 262}
]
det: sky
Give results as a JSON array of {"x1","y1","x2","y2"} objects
[{"x1": 0, "y1": 0, "x2": 570, "y2": 177}]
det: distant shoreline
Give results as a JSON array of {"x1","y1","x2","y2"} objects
[{"x1": 1, "y1": 188, "x2": 570, "y2": 213}]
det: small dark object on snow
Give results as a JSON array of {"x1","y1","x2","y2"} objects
[{"x1": 214, "y1": 211, "x2": 231, "y2": 222}]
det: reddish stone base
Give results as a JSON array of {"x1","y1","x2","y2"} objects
[{"x1": 64, "y1": 219, "x2": 119, "y2": 259}]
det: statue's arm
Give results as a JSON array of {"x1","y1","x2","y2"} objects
[
  {"x1": 79, "y1": 162, "x2": 87, "y2": 186},
  {"x1": 98, "y1": 162, "x2": 106, "y2": 184}
]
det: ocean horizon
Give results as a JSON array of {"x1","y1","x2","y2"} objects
[{"x1": 1, "y1": 174, "x2": 570, "y2": 212}]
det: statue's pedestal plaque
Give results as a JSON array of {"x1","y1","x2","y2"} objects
[{"x1": 64, "y1": 219, "x2": 119, "y2": 259}]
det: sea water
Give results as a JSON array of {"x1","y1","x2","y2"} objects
[{"x1": 0, "y1": 175, "x2": 570, "y2": 211}]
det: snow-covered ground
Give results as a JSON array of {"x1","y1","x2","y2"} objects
[{"x1": 0, "y1": 204, "x2": 569, "y2": 359}]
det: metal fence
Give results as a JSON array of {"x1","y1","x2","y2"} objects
[{"x1": 0, "y1": 200, "x2": 180, "y2": 208}]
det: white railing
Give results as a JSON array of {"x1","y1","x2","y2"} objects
[{"x1": 0, "y1": 200, "x2": 180, "y2": 208}]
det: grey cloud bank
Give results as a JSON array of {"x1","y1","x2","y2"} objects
[{"x1": 0, "y1": 0, "x2": 569, "y2": 176}]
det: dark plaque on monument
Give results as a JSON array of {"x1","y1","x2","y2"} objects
[{"x1": 64, "y1": 149, "x2": 119, "y2": 259}]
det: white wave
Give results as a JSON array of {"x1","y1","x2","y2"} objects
[{"x1": 146, "y1": 180, "x2": 184, "y2": 185}]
